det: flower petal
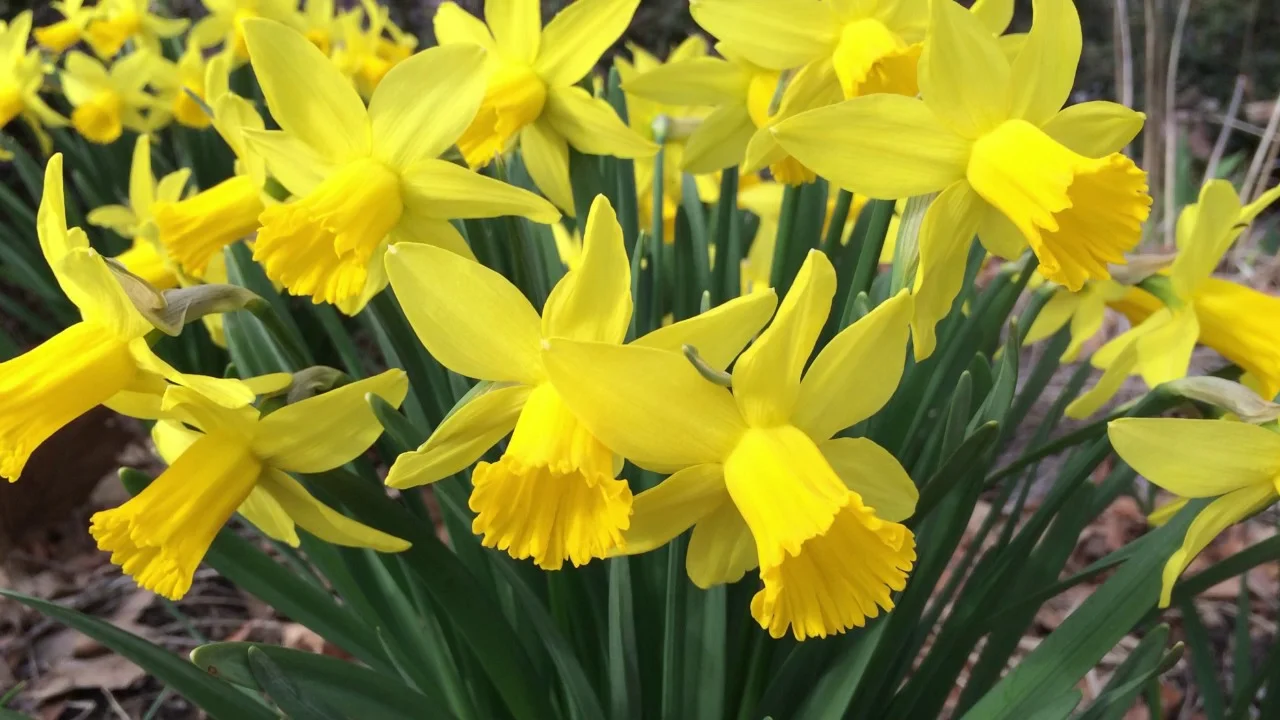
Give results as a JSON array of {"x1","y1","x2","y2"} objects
[
  {"x1": 252, "y1": 370, "x2": 407, "y2": 473},
  {"x1": 635, "y1": 290, "x2": 779, "y2": 370},
  {"x1": 1108, "y1": 418, "x2": 1280, "y2": 497},
  {"x1": 433, "y1": 1, "x2": 496, "y2": 50},
  {"x1": 732, "y1": 250, "x2": 835, "y2": 426},
  {"x1": 486, "y1": 0, "x2": 540, "y2": 63},
  {"x1": 622, "y1": 57, "x2": 749, "y2": 106},
  {"x1": 820, "y1": 437, "x2": 918, "y2": 523},
  {"x1": 128, "y1": 134, "x2": 153, "y2": 213},
  {"x1": 910, "y1": 181, "x2": 985, "y2": 360},
  {"x1": 384, "y1": 242, "x2": 544, "y2": 384},
  {"x1": 87, "y1": 205, "x2": 138, "y2": 235},
  {"x1": 687, "y1": 500, "x2": 758, "y2": 588},
  {"x1": 238, "y1": 487, "x2": 300, "y2": 546},
  {"x1": 919, "y1": 0, "x2": 1010, "y2": 138},
  {"x1": 370, "y1": 44, "x2": 488, "y2": 170},
  {"x1": 1159, "y1": 484, "x2": 1276, "y2": 607},
  {"x1": 1041, "y1": 101, "x2": 1145, "y2": 158},
  {"x1": 1171, "y1": 180, "x2": 1241, "y2": 297},
  {"x1": 970, "y1": 0, "x2": 1014, "y2": 33},
  {"x1": 241, "y1": 128, "x2": 333, "y2": 197},
  {"x1": 385, "y1": 383, "x2": 531, "y2": 488},
  {"x1": 542, "y1": 195, "x2": 631, "y2": 343},
  {"x1": 793, "y1": 290, "x2": 912, "y2": 441},
  {"x1": 521, "y1": 118, "x2": 575, "y2": 213},
  {"x1": 542, "y1": 339, "x2": 746, "y2": 472},
  {"x1": 544, "y1": 86, "x2": 657, "y2": 158},
  {"x1": 1022, "y1": 288, "x2": 1077, "y2": 346},
  {"x1": 243, "y1": 18, "x2": 370, "y2": 163},
  {"x1": 400, "y1": 158, "x2": 560, "y2": 223},
  {"x1": 689, "y1": 0, "x2": 835, "y2": 71},
  {"x1": 620, "y1": 463, "x2": 727, "y2": 556},
  {"x1": 1008, "y1": 0, "x2": 1081, "y2": 127},
  {"x1": 771, "y1": 95, "x2": 970, "y2": 199},
  {"x1": 682, "y1": 105, "x2": 756, "y2": 174},
  {"x1": 534, "y1": 0, "x2": 639, "y2": 87},
  {"x1": 259, "y1": 469, "x2": 410, "y2": 552}
]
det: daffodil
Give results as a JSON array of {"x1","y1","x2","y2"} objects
[
  {"x1": 299, "y1": 0, "x2": 338, "y2": 54},
  {"x1": 773, "y1": 0, "x2": 1152, "y2": 359},
  {"x1": 190, "y1": 0, "x2": 301, "y2": 63},
  {"x1": 34, "y1": 0, "x2": 92, "y2": 54},
  {"x1": 83, "y1": 0, "x2": 189, "y2": 59},
  {"x1": 91, "y1": 370, "x2": 411, "y2": 600},
  {"x1": 433, "y1": 0, "x2": 657, "y2": 213},
  {"x1": 383, "y1": 195, "x2": 777, "y2": 569},
  {"x1": 332, "y1": 0, "x2": 417, "y2": 98},
  {"x1": 1021, "y1": 276, "x2": 1131, "y2": 362},
  {"x1": 163, "y1": 43, "x2": 218, "y2": 129},
  {"x1": 153, "y1": 54, "x2": 265, "y2": 279},
  {"x1": 737, "y1": 180, "x2": 870, "y2": 293},
  {"x1": 543, "y1": 251, "x2": 918, "y2": 640},
  {"x1": 0, "y1": 155, "x2": 259, "y2": 481},
  {"x1": 0, "y1": 12, "x2": 67, "y2": 157},
  {"x1": 61, "y1": 49, "x2": 174, "y2": 144},
  {"x1": 241, "y1": 20, "x2": 558, "y2": 314},
  {"x1": 1108, "y1": 417, "x2": 1280, "y2": 606},
  {"x1": 1068, "y1": 180, "x2": 1280, "y2": 417}
]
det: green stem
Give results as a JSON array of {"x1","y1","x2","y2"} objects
[
  {"x1": 245, "y1": 298, "x2": 310, "y2": 371},
  {"x1": 843, "y1": 199, "x2": 894, "y2": 318},
  {"x1": 820, "y1": 189, "x2": 854, "y2": 257},
  {"x1": 649, "y1": 145, "x2": 666, "y2": 324},
  {"x1": 768, "y1": 184, "x2": 800, "y2": 293}
]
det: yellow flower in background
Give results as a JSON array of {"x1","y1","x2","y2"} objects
[
  {"x1": 434, "y1": 0, "x2": 657, "y2": 213},
  {"x1": 1108, "y1": 418, "x2": 1280, "y2": 607},
  {"x1": 91, "y1": 371, "x2": 411, "y2": 600},
  {"x1": 1021, "y1": 276, "x2": 1131, "y2": 362},
  {"x1": 34, "y1": 0, "x2": 92, "y2": 54},
  {"x1": 0, "y1": 156, "x2": 258, "y2": 481},
  {"x1": 543, "y1": 251, "x2": 918, "y2": 640},
  {"x1": 331, "y1": 0, "x2": 414, "y2": 98},
  {"x1": 300, "y1": 0, "x2": 338, "y2": 54},
  {"x1": 1068, "y1": 181, "x2": 1280, "y2": 418},
  {"x1": 0, "y1": 12, "x2": 68, "y2": 157},
  {"x1": 242, "y1": 20, "x2": 557, "y2": 314},
  {"x1": 61, "y1": 49, "x2": 174, "y2": 144},
  {"x1": 164, "y1": 43, "x2": 218, "y2": 129},
  {"x1": 737, "y1": 180, "x2": 870, "y2": 293},
  {"x1": 191, "y1": 0, "x2": 301, "y2": 63},
  {"x1": 83, "y1": 0, "x2": 189, "y2": 59},
  {"x1": 383, "y1": 195, "x2": 778, "y2": 569},
  {"x1": 773, "y1": 0, "x2": 1152, "y2": 359}
]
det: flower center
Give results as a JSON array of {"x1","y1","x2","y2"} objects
[
  {"x1": 832, "y1": 19, "x2": 921, "y2": 99},
  {"x1": 469, "y1": 383, "x2": 633, "y2": 570},
  {"x1": 72, "y1": 90, "x2": 124, "y2": 144},
  {"x1": 155, "y1": 174, "x2": 264, "y2": 277},
  {"x1": 35, "y1": 19, "x2": 83, "y2": 53},
  {"x1": 967, "y1": 119, "x2": 1152, "y2": 291},
  {"x1": 0, "y1": 83, "x2": 24, "y2": 128},
  {"x1": 0, "y1": 322, "x2": 137, "y2": 481},
  {"x1": 253, "y1": 158, "x2": 403, "y2": 311},
  {"x1": 457, "y1": 62, "x2": 547, "y2": 168}
]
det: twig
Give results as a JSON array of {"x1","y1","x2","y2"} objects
[
  {"x1": 1240, "y1": 90, "x2": 1280, "y2": 202},
  {"x1": 1162, "y1": 0, "x2": 1191, "y2": 249},
  {"x1": 1114, "y1": 0, "x2": 1135, "y2": 110},
  {"x1": 1141, "y1": 0, "x2": 1166, "y2": 194},
  {"x1": 1204, "y1": 76, "x2": 1248, "y2": 182}
]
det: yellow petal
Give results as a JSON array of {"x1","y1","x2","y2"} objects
[
  {"x1": 433, "y1": 1, "x2": 495, "y2": 50},
  {"x1": 771, "y1": 95, "x2": 970, "y2": 199},
  {"x1": 114, "y1": 239, "x2": 177, "y2": 291},
  {"x1": 1022, "y1": 288, "x2": 1077, "y2": 346},
  {"x1": 390, "y1": 208, "x2": 477, "y2": 259},
  {"x1": 386, "y1": 383, "x2": 531, "y2": 488},
  {"x1": 1195, "y1": 279, "x2": 1280, "y2": 402},
  {"x1": 542, "y1": 339, "x2": 746, "y2": 472},
  {"x1": 252, "y1": 369, "x2": 408, "y2": 473},
  {"x1": 383, "y1": 242, "x2": 544, "y2": 384},
  {"x1": 1131, "y1": 308, "x2": 1199, "y2": 387},
  {"x1": 542, "y1": 195, "x2": 631, "y2": 343},
  {"x1": 58, "y1": 246, "x2": 151, "y2": 339},
  {"x1": 682, "y1": 105, "x2": 756, "y2": 174},
  {"x1": 1171, "y1": 180, "x2": 1241, "y2": 298},
  {"x1": 238, "y1": 487, "x2": 300, "y2": 547},
  {"x1": 911, "y1": 181, "x2": 985, "y2": 360},
  {"x1": 919, "y1": 0, "x2": 1010, "y2": 138},
  {"x1": 259, "y1": 468, "x2": 410, "y2": 552},
  {"x1": 369, "y1": 44, "x2": 488, "y2": 170},
  {"x1": 622, "y1": 57, "x2": 748, "y2": 106},
  {"x1": 1147, "y1": 496, "x2": 1189, "y2": 527},
  {"x1": 634, "y1": 290, "x2": 779, "y2": 370},
  {"x1": 1158, "y1": 483, "x2": 1276, "y2": 607},
  {"x1": 970, "y1": 0, "x2": 1014, "y2": 33},
  {"x1": 128, "y1": 134, "x2": 153, "y2": 213},
  {"x1": 820, "y1": 437, "x2": 918, "y2": 523},
  {"x1": 243, "y1": 18, "x2": 370, "y2": 163},
  {"x1": 1008, "y1": 0, "x2": 1081, "y2": 127},
  {"x1": 976, "y1": 200, "x2": 1028, "y2": 259},
  {"x1": 520, "y1": 119, "x2": 575, "y2": 213},
  {"x1": 793, "y1": 291, "x2": 912, "y2": 441},
  {"x1": 544, "y1": 86, "x2": 657, "y2": 158},
  {"x1": 619, "y1": 463, "x2": 726, "y2": 556},
  {"x1": 1064, "y1": 291, "x2": 1109, "y2": 361},
  {"x1": 687, "y1": 500, "x2": 758, "y2": 588},
  {"x1": 486, "y1": 0, "x2": 539, "y2": 63},
  {"x1": 1108, "y1": 418, "x2": 1280, "y2": 497},
  {"x1": 1041, "y1": 101, "x2": 1146, "y2": 158},
  {"x1": 240, "y1": 128, "x2": 332, "y2": 197},
  {"x1": 1066, "y1": 340, "x2": 1137, "y2": 419},
  {"x1": 534, "y1": 0, "x2": 639, "y2": 87},
  {"x1": 87, "y1": 205, "x2": 139, "y2": 236},
  {"x1": 689, "y1": 0, "x2": 834, "y2": 71},
  {"x1": 400, "y1": 158, "x2": 560, "y2": 223}
]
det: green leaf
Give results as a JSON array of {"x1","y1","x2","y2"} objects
[
  {"x1": 1, "y1": 592, "x2": 274, "y2": 720},
  {"x1": 608, "y1": 558, "x2": 642, "y2": 720},
  {"x1": 247, "y1": 647, "x2": 346, "y2": 720},
  {"x1": 1078, "y1": 625, "x2": 1175, "y2": 720},
  {"x1": 912, "y1": 421, "x2": 999, "y2": 523},
  {"x1": 1022, "y1": 690, "x2": 1081, "y2": 720},
  {"x1": 1179, "y1": 599, "x2": 1225, "y2": 718},
  {"x1": 191, "y1": 643, "x2": 447, "y2": 719}
]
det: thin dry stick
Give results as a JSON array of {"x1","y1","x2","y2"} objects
[
  {"x1": 1141, "y1": 0, "x2": 1166, "y2": 244},
  {"x1": 1204, "y1": 75, "x2": 1248, "y2": 182},
  {"x1": 1115, "y1": 0, "x2": 1135, "y2": 109},
  {"x1": 1240, "y1": 92, "x2": 1280, "y2": 201},
  {"x1": 1161, "y1": 0, "x2": 1191, "y2": 249}
]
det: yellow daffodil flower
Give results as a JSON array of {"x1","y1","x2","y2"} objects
[
  {"x1": 737, "y1": 180, "x2": 870, "y2": 293},
  {"x1": 241, "y1": 20, "x2": 558, "y2": 314},
  {"x1": 434, "y1": 0, "x2": 657, "y2": 213},
  {"x1": 773, "y1": 0, "x2": 1152, "y2": 359},
  {"x1": 1068, "y1": 181, "x2": 1280, "y2": 417},
  {"x1": 61, "y1": 49, "x2": 174, "y2": 144},
  {"x1": 383, "y1": 194, "x2": 778, "y2": 569},
  {"x1": 0, "y1": 12, "x2": 67, "y2": 157},
  {"x1": 300, "y1": 0, "x2": 338, "y2": 54},
  {"x1": 1021, "y1": 277, "x2": 1131, "y2": 362},
  {"x1": 332, "y1": 0, "x2": 418, "y2": 98},
  {"x1": 190, "y1": 0, "x2": 301, "y2": 63},
  {"x1": 164, "y1": 43, "x2": 217, "y2": 129},
  {"x1": 542, "y1": 250, "x2": 918, "y2": 640},
  {"x1": 0, "y1": 155, "x2": 257, "y2": 481},
  {"x1": 1108, "y1": 417, "x2": 1280, "y2": 606},
  {"x1": 92, "y1": 370, "x2": 411, "y2": 600},
  {"x1": 83, "y1": 0, "x2": 189, "y2": 59},
  {"x1": 34, "y1": 0, "x2": 92, "y2": 54}
]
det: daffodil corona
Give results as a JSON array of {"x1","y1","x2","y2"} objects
[{"x1": 544, "y1": 251, "x2": 919, "y2": 639}]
